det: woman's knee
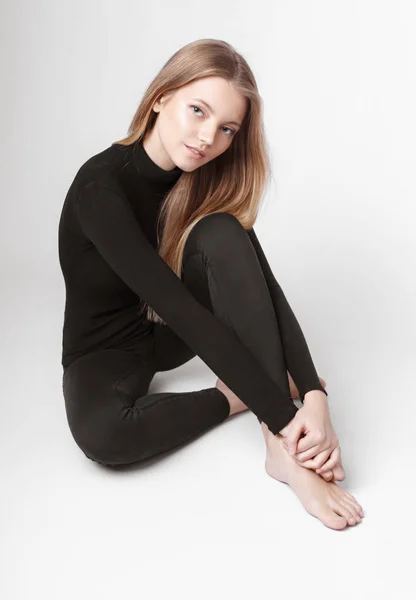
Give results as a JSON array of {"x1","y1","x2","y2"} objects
[
  {"x1": 185, "y1": 212, "x2": 246, "y2": 261},
  {"x1": 80, "y1": 413, "x2": 151, "y2": 466},
  {"x1": 63, "y1": 351, "x2": 154, "y2": 466},
  {"x1": 65, "y1": 396, "x2": 149, "y2": 467}
]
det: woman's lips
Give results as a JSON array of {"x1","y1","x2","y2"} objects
[{"x1": 185, "y1": 144, "x2": 205, "y2": 159}]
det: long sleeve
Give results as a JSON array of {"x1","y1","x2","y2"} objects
[
  {"x1": 75, "y1": 180, "x2": 298, "y2": 434},
  {"x1": 247, "y1": 227, "x2": 328, "y2": 402}
]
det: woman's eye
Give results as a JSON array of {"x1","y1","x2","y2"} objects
[
  {"x1": 222, "y1": 127, "x2": 234, "y2": 136},
  {"x1": 191, "y1": 105, "x2": 234, "y2": 136}
]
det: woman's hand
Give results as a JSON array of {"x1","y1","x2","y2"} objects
[
  {"x1": 314, "y1": 445, "x2": 345, "y2": 480},
  {"x1": 287, "y1": 443, "x2": 345, "y2": 481},
  {"x1": 279, "y1": 391, "x2": 339, "y2": 464}
]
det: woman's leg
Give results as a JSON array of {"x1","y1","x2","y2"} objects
[
  {"x1": 62, "y1": 346, "x2": 230, "y2": 467},
  {"x1": 62, "y1": 212, "x2": 320, "y2": 467},
  {"x1": 180, "y1": 212, "x2": 297, "y2": 425}
]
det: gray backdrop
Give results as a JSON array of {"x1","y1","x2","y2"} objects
[{"x1": 1, "y1": 1, "x2": 414, "y2": 598}]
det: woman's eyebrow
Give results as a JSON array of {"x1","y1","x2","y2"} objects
[{"x1": 191, "y1": 97, "x2": 242, "y2": 127}]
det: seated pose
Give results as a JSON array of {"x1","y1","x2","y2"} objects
[{"x1": 58, "y1": 38, "x2": 364, "y2": 530}]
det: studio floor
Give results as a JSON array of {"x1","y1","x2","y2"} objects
[{"x1": 1, "y1": 275, "x2": 414, "y2": 599}]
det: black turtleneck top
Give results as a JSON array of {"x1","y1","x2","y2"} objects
[{"x1": 58, "y1": 139, "x2": 327, "y2": 434}]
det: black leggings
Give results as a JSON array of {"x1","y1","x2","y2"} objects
[{"x1": 62, "y1": 214, "x2": 317, "y2": 466}]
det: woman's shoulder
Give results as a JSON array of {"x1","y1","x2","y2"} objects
[
  {"x1": 71, "y1": 143, "x2": 128, "y2": 192},
  {"x1": 60, "y1": 143, "x2": 134, "y2": 233}
]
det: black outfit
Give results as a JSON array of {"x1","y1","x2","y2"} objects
[{"x1": 59, "y1": 139, "x2": 327, "y2": 466}]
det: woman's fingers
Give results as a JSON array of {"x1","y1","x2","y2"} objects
[
  {"x1": 283, "y1": 433, "x2": 322, "y2": 458},
  {"x1": 294, "y1": 446, "x2": 332, "y2": 469},
  {"x1": 316, "y1": 446, "x2": 341, "y2": 474},
  {"x1": 293, "y1": 440, "x2": 327, "y2": 462},
  {"x1": 321, "y1": 469, "x2": 334, "y2": 481},
  {"x1": 283, "y1": 437, "x2": 315, "y2": 457},
  {"x1": 296, "y1": 433, "x2": 322, "y2": 454}
]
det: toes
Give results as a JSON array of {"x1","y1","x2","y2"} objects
[
  {"x1": 344, "y1": 500, "x2": 362, "y2": 522},
  {"x1": 339, "y1": 499, "x2": 362, "y2": 523},
  {"x1": 330, "y1": 499, "x2": 357, "y2": 526},
  {"x1": 320, "y1": 509, "x2": 347, "y2": 530},
  {"x1": 345, "y1": 497, "x2": 364, "y2": 518},
  {"x1": 343, "y1": 491, "x2": 364, "y2": 517}
]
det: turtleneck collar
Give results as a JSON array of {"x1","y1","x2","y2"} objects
[{"x1": 132, "y1": 138, "x2": 183, "y2": 185}]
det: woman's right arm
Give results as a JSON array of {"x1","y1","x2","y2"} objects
[{"x1": 75, "y1": 180, "x2": 299, "y2": 434}]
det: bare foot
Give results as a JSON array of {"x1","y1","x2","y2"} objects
[
  {"x1": 216, "y1": 379, "x2": 249, "y2": 416},
  {"x1": 261, "y1": 422, "x2": 364, "y2": 530}
]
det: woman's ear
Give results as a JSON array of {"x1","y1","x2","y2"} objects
[
  {"x1": 153, "y1": 91, "x2": 174, "y2": 113},
  {"x1": 153, "y1": 99, "x2": 162, "y2": 113}
]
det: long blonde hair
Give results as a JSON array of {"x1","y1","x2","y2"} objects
[{"x1": 113, "y1": 38, "x2": 273, "y2": 324}]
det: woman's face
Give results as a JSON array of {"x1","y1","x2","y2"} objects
[{"x1": 147, "y1": 76, "x2": 248, "y2": 172}]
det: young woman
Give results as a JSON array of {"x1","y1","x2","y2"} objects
[{"x1": 59, "y1": 38, "x2": 364, "y2": 529}]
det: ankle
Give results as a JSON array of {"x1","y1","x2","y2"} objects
[
  {"x1": 216, "y1": 378, "x2": 247, "y2": 416},
  {"x1": 215, "y1": 379, "x2": 234, "y2": 415}
]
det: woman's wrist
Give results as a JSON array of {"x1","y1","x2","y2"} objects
[{"x1": 303, "y1": 389, "x2": 328, "y2": 405}]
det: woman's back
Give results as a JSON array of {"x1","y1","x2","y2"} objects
[{"x1": 58, "y1": 141, "x2": 182, "y2": 368}]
